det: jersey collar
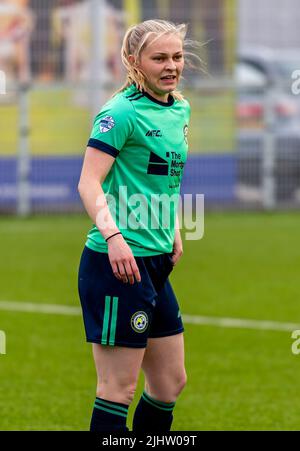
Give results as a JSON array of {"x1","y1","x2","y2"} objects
[
  {"x1": 130, "y1": 83, "x2": 175, "y2": 107},
  {"x1": 142, "y1": 90, "x2": 175, "y2": 107}
]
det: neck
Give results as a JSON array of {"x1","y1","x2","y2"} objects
[{"x1": 143, "y1": 87, "x2": 171, "y2": 103}]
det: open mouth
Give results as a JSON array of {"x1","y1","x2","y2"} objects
[{"x1": 160, "y1": 75, "x2": 176, "y2": 80}]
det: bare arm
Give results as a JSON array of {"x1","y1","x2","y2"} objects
[
  {"x1": 78, "y1": 146, "x2": 117, "y2": 237},
  {"x1": 78, "y1": 147, "x2": 141, "y2": 284}
]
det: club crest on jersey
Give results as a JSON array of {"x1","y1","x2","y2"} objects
[
  {"x1": 183, "y1": 124, "x2": 188, "y2": 144},
  {"x1": 99, "y1": 116, "x2": 115, "y2": 133},
  {"x1": 131, "y1": 311, "x2": 148, "y2": 333}
]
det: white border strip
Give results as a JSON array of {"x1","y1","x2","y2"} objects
[{"x1": 0, "y1": 301, "x2": 299, "y2": 332}]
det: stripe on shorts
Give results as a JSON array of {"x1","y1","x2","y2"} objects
[
  {"x1": 101, "y1": 296, "x2": 119, "y2": 346},
  {"x1": 101, "y1": 296, "x2": 111, "y2": 345},
  {"x1": 108, "y1": 296, "x2": 119, "y2": 346}
]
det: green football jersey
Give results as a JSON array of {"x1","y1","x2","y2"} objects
[{"x1": 85, "y1": 84, "x2": 190, "y2": 256}]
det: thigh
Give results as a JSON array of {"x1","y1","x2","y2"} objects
[
  {"x1": 93, "y1": 343, "x2": 145, "y2": 386},
  {"x1": 142, "y1": 333, "x2": 186, "y2": 398}
]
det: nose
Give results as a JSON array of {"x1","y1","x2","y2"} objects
[{"x1": 165, "y1": 58, "x2": 177, "y2": 71}]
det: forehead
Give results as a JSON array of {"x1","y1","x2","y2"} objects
[{"x1": 143, "y1": 33, "x2": 183, "y2": 55}]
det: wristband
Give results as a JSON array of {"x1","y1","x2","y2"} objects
[{"x1": 105, "y1": 232, "x2": 122, "y2": 242}]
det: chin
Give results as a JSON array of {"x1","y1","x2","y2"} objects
[
  {"x1": 148, "y1": 82, "x2": 176, "y2": 97},
  {"x1": 159, "y1": 84, "x2": 177, "y2": 93},
  {"x1": 166, "y1": 87, "x2": 177, "y2": 95}
]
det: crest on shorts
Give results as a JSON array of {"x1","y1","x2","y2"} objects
[
  {"x1": 99, "y1": 116, "x2": 115, "y2": 133},
  {"x1": 131, "y1": 311, "x2": 149, "y2": 333}
]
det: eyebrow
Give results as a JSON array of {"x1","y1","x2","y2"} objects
[{"x1": 152, "y1": 51, "x2": 183, "y2": 56}]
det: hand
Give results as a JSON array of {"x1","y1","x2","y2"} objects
[
  {"x1": 107, "y1": 234, "x2": 141, "y2": 284},
  {"x1": 171, "y1": 229, "x2": 183, "y2": 266}
]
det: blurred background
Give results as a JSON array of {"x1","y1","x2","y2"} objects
[
  {"x1": 1, "y1": 0, "x2": 300, "y2": 212},
  {"x1": 1, "y1": 0, "x2": 300, "y2": 431}
]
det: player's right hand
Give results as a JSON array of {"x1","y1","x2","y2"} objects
[{"x1": 107, "y1": 234, "x2": 141, "y2": 285}]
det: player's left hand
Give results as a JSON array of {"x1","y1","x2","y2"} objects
[{"x1": 171, "y1": 229, "x2": 183, "y2": 265}]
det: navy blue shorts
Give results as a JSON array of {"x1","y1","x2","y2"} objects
[{"x1": 78, "y1": 246, "x2": 184, "y2": 348}]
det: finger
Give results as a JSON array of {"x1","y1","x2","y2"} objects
[
  {"x1": 124, "y1": 260, "x2": 134, "y2": 285},
  {"x1": 130, "y1": 259, "x2": 141, "y2": 283},
  {"x1": 111, "y1": 261, "x2": 122, "y2": 280},
  {"x1": 118, "y1": 261, "x2": 128, "y2": 283},
  {"x1": 171, "y1": 252, "x2": 180, "y2": 265},
  {"x1": 171, "y1": 252, "x2": 177, "y2": 265}
]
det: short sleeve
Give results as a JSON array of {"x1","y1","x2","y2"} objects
[{"x1": 87, "y1": 96, "x2": 135, "y2": 158}]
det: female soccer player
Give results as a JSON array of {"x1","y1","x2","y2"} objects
[{"x1": 78, "y1": 19, "x2": 194, "y2": 432}]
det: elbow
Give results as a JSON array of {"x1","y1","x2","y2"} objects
[{"x1": 78, "y1": 176, "x2": 101, "y2": 199}]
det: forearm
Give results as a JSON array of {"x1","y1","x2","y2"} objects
[
  {"x1": 174, "y1": 213, "x2": 181, "y2": 241},
  {"x1": 79, "y1": 180, "x2": 119, "y2": 240}
]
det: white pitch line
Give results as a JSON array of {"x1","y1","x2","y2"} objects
[
  {"x1": 182, "y1": 314, "x2": 300, "y2": 332},
  {"x1": 0, "y1": 301, "x2": 81, "y2": 316},
  {"x1": 0, "y1": 300, "x2": 299, "y2": 333}
]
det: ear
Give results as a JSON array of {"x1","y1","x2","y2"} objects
[{"x1": 128, "y1": 54, "x2": 136, "y2": 66}]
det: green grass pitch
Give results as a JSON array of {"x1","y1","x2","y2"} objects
[{"x1": 1, "y1": 212, "x2": 300, "y2": 430}]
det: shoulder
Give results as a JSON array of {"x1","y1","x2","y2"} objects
[
  {"x1": 92, "y1": 90, "x2": 137, "y2": 135},
  {"x1": 174, "y1": 97, "x2": 191, "y2": 121},
  {"x1": 184, "y1": 98, "x2": 191, "y2": 119},
  {"x1": 181, "y1": 97, "x2": 191, "y2": 112},
  {"x1": 98, "y1": 90, "x2": 136, "y2": 120}
]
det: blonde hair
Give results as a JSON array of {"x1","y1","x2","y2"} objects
[{"x1": 113, "y1": 19, "x2": 204, "y2": 101}]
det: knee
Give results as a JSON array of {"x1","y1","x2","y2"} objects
[
  {"x1": 173, "y1": 370, "x2": 187, "y2": 397},
  {"x1": 147, "y1": 369, "x2": 187, "y2": 402},
  {"x1": 163, "y1": 371, "x2": 187, "y2": 401},
  {"x1": 120, "y1": 381, "x2": 137, "y2": 405},
  {"x1": 97, "y1": 376, "x2": 138, "y2": 405}
]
